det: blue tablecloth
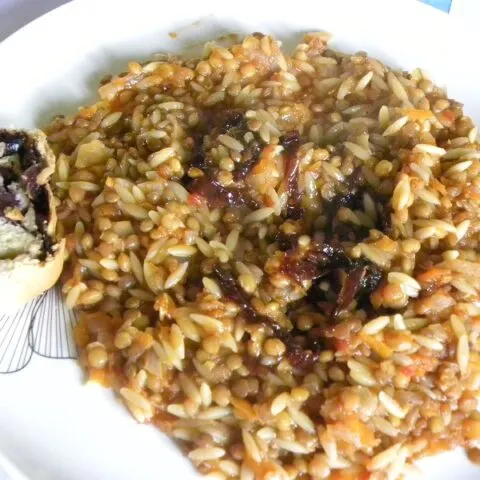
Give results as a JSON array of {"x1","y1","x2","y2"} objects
[{"x1": 420, "y1": 0, "x2": 452, "y2": 12}]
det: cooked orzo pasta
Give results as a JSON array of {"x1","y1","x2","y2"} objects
[{"x1": 48, "y1": 32, "x2": 480, "y2": 479}]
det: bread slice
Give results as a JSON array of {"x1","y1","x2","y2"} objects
[{"x1": 0, "y1": 128, "x2": 64, "y2": 308}]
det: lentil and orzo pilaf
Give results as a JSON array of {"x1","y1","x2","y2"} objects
[{"x1": 48, "y1": 33, "x2": 480, "y2": 479}]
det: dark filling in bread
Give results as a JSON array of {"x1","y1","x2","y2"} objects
[
  {"x1": 0, "y1": 130, "x2": 53, "y2": 259},
  {"x1": 181, "y1": 117, "x2": 389, "y2": 370}
]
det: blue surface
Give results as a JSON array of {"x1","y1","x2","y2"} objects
[{"x1": 419, "y1": 0, "x2": 452, "y2": 13}]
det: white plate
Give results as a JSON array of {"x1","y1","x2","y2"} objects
[{"x1": 0, "y1": 0, "x2": 479, "y2": 478}]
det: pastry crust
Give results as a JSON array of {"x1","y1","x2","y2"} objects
[
  {"x1": 0, "y1": 128, "x2": 64, "y2": 308},
  {"x1": 0, "y1": 239, "x2": 65, "y2": 308}
]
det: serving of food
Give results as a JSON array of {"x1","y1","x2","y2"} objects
[
  {"x1": 0, "y1": 129, "x2": 64, "y2": 308},
  {"x1": 22, "y1": 29, "x2": 478, "y2": 479}
]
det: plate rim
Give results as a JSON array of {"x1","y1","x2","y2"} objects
[{"x1": 0, "y1": 1, "x2": 478, "y2": 479}]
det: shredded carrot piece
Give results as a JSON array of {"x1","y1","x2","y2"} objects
[
  {"x1": 188, "y1": 193, "x2": 206, "y2": 207},
  {"x1": 424, "y1": 438, "x2": 456, "y2": 456},
  {"x1": 469, "y1": 352, "x2": 480, "y2": 369},
  {"x1": 344, "y1": 416, "x2": 377, "y2": 447},
  {"x1": 401, "y1": 365, "x2": 415, "y2": 378},
  {"x1": 442, "y1": 109, "x2": 456, "y2": 122},
  {"x1": 430, "y1": 178, "x2": 448, "y2": 195},
  {"x1": 246, "y1": 459, "x2": 281, "y2": 478},
  {"x1": 409, "y1": 353, "x2": 439, "y2": 376},
  {"x1": 403, "y1": 108, "x2": 434, "y2": 122},
  {"x1": 463, "y1": 419, "x2": 480, "y2": 440},
  {"x1": 88, "y1": 368, "x2": 108, "y2": 387},
  {"x1": 74, "y1": 316, "x2": 90, "y2": 348},
  {"x1": 78, "y1": 105, "x2": 98, "y2": 120},
  {"x1": 334, "y1": 338, "x2": 350, "y2": 353},
  {"x1": 416, "y1": 268, "x2": 452, "y2": 285},
  {"x1": 331, "y1": 472, "x2": 368, "y2": 480},
  {"x1": 231, "y1": 397, "x2": 257, "y2": 421},
  {"x1": 472, "y1": 317, "x2": 480, "y2": 329},
  {"x1": 128, "y1": 62, "x2": 142, "y2": 74},
  {"x1": 135, "y1": 331, "x2": 154, "y2": 350},
  {"x1": 360, "y1": 333, "x2": 393, "y2": 359}
]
